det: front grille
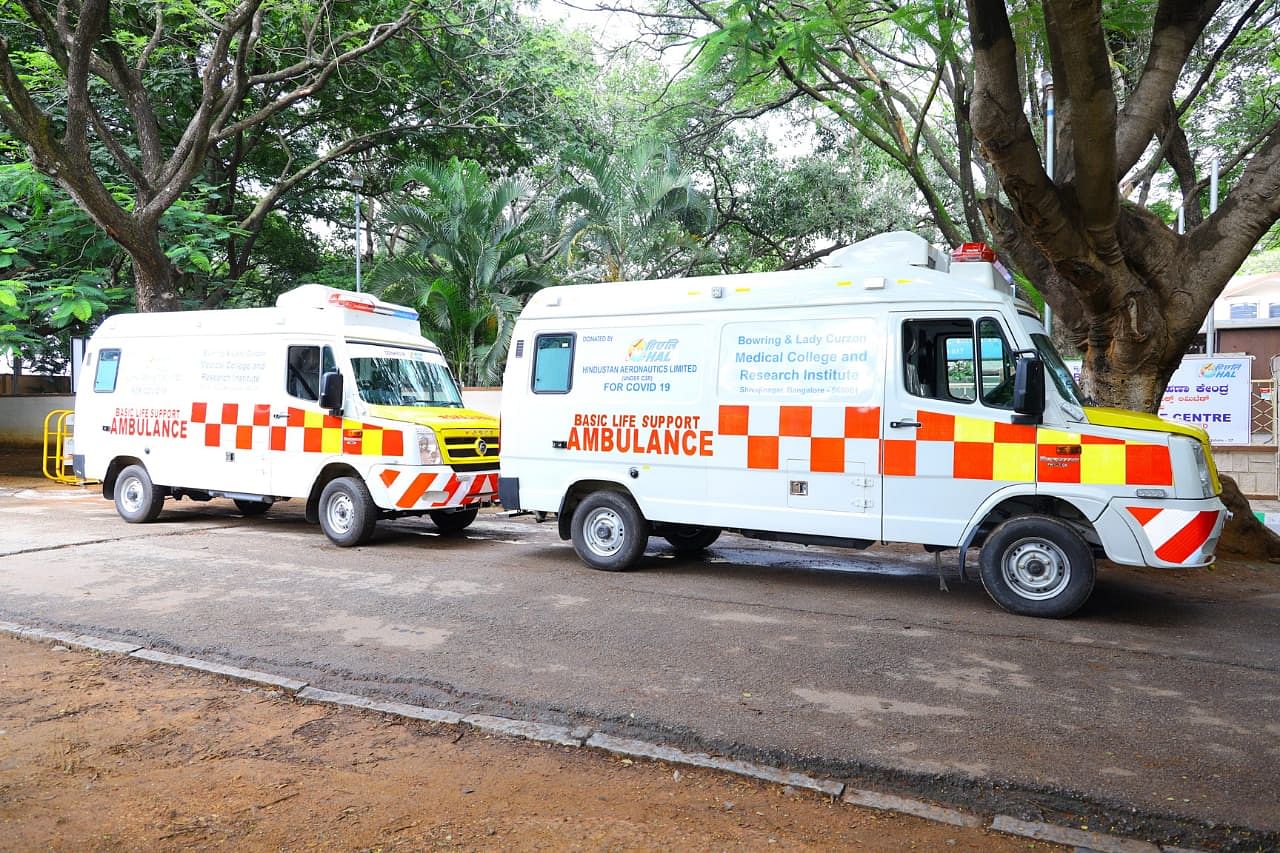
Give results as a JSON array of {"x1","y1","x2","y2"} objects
[{"x1": 442, "y1": 430, "x2": 500, "y2": 468}]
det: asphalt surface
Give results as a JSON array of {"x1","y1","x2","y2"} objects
[{"x1": 2, "y1": 481, "x2": 1278, "y2": 848}]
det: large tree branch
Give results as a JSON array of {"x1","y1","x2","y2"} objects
[
  {"x1": 1187, "y1": 124, "x2": 1280, "y2": 286},
  {"x1": 1044, "y1": 0, "x2": 1120, "y2": 263},
  {"x1": 211, "y1": 10, "x2": 414, "y2": 143},
  {"x1": 967, "y1": 0, "x2": 1083, "y2": 261},
  {"x1": 1115, "y1": 0, "x2": 1220, "y2": 175}
]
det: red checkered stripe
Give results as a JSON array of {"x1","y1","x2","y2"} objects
[
  {"x1": 715, "y1": 404, "x2": 1174, "y2": 485},
  {"x1": 190, "y1": 403, "x2": 404, "y2": 457},
  {"x1": 378, "y1": 470, "x2": 498, "y2": 510},
  {"x1": 716, "y1": 403, "x2": 880, "y2": 472}
]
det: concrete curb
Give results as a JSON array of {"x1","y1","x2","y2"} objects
[
  {"x1": 129, "y1": 648, "x2": 308, "y2": 693},
  {"x1": 297, "y1": 686, "x2": 464, "y2": 725},
  {"x1": 991, "y1": 815, "x2": 1161, "y2": 853},
  {"x1": 586, "y1": 732, "x2": 845, "y2": 797},
  {"x1": 843, "y1": 789, "x2": 983, "y2": 828},
  {"x1": 0, "y1": 621, "x2": 1187, "y2": 851}
]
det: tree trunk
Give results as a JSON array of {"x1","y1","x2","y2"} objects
[{"x1": 130, "y1": 237, "x2": 183, "y2": 312}]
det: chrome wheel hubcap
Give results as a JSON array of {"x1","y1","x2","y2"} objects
[
  {"x1": 1002, "y1": 538, "x2": 1071, "y2": 600},
  {"x1": 584, "y1": 507, "x2": 625, "y2": 557}
]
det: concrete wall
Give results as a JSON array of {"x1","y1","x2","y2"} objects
[
  {"x1": 462, "y1": 387, "x2": 501, "y2": 417},
  {"x1": 1212, "y1": 444, "x2": 1278, "y2": 499},
  {"x1": 0, "y1": 395, "x2": 75, "y2": 447}
]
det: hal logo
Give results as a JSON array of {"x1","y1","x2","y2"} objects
[
  {"x1": 1198, "y1": 362, "x2": 1243, "y2": 379},
  {"x1": 627, "y1": 338, "x2": 678, "y2": 363}
]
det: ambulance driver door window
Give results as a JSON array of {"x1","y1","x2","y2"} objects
[
  {"x1": 902, "y1": 319, "x2": 976, "y2": 403},
  {"x1": 286, "y1": 345, "x2": 336, "y2": 401},
  {"x1": 532, "y1": 334, "x2": 574, "y2": 393}
]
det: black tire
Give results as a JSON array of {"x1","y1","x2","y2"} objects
[
  {"x1": 978, "y1": 515, "x2": 1095, "y2": 618},
  {"x1": 662, "y1": 525, "x2": 722, "y2": 554},
  {"x1": 318, "y1": 476, "x2": 378, "y2": 547},
  {"x1": 570, "y1": 490, "x2": 648, "y2": 571},
  {"x1": 429, "y1": 507, "x2": 478, "y2": 535},
  {"x1": 113, "y1": 464, "x2": 165, "y2": 523},
  {"x1": 234, "y1": 499, "x2": 271, "y2": 516}
]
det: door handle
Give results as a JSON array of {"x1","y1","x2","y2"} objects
[
  {"x1": 272, "y1": 412, "x2": 289, "y2": 420},
  {"x1": 890, "y1": 419, "x2": 923, "y2": 429}
]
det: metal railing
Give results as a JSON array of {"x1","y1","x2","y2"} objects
[
  {"x1": 1251, "y1": 379, "x2": 1276, "y2": 444},
  {"x1": 42, "y1": 409, "x2": 83, "y2": 484}
]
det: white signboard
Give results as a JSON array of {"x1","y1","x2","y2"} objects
[
  {"x1": 1158, "y1": 356, "x2": 1253, "y2": 445},
  {"x1": 1064, "y1": 356, "x2": 1251, "y2": 445}
]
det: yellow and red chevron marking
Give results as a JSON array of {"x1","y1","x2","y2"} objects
[
  {"x1": 378, "y1": 469, "x2": 498, "y2": 510},
  {"x1": 716, "y1": 404, "x2": 1174, "y2": 486},
  {"x1": 1127, "y1": 506, "x2": 1223, "y2": 564},
  {"x1": 190, "y1": 403, "x2": 404, "y2": 457}
]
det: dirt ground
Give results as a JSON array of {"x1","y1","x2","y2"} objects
[{"x1": 0, "y1": 636, "x2": 1064, "y2": 851}]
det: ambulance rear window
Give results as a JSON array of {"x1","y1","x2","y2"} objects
[
  {"x1": 93, "y1": 349, "x2": 121, "y2": 393},
  {"x1": 533, "y1": 334, "x2": 574, "y2": 393}
]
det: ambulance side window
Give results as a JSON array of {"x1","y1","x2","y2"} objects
[
  {"x1": 93, "y1": 349, "x2": 121, "y2": 393},
  {"x1": 977, "y1": 318, "x2": 1016, "y2": 409},
  {"x1": 902, "y1": 319, "x2": 975, "y2": 403},
  {"x1": 287, "y1": 345, "x2": 324, "y2": 401},
  {"x1": 532, "y1": 334, "x2": 574, "y2": 394}
]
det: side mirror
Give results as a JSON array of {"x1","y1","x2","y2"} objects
[
  {"x1": 319, "y1": 370, "x2": 344, "y2": 415},
  {"x1": 1012, "y1": 355, "x2": 1045, "y2": 423}
]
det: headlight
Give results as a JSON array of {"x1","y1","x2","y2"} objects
[
  {"x1": 417, "y1": 427, "x2": 443, "y2": 465},
  {"x1": 1189, "y1": 439, "x2": 1214, "y2": 498}
]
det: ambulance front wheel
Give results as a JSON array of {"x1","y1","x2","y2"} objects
[
  {"x1": 978, "y1": 516, "x2": 1095, "y2": 618},
  {"x1": 429, "y1": 507, "x2": 478, "y2": 535},
  {"x1": 571, "y1": 491, "x2": 647, "y2": 571},
  {"x1": 319, "y1": 476, "x2": 378, "y2": 547},
  {"x1": 114, "y1": 464, "x2": 165, "y2": 523}
]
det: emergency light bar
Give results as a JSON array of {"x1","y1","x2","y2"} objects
[
  {"x1": 326, "y1": 292, "x2": 419, "y2": 321},
  {"x1": 952, "y1": 242, "x2": 1013, "y2": 284}
]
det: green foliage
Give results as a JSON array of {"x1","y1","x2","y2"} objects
[
  {"x1": 0, "y1": 162, "x2": 128, "y2": 368},
  {"x1": 371, "y1": 159, "x2": 550, "y2": 385},
  {"x1": 555, "y1": 141, "x2": 715, "y2": 282}
]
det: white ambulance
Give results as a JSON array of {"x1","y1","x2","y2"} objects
[
  {"x1": 73, "y1": 285, "x2": 499, "y2": 546},
  {"x1": 498, "y1": 232, "x2": 1226, "y2": 617}
]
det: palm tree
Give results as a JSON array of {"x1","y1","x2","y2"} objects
[
  {"x1": 555, "y1": 141, "x2": 715, "y2": 282},
  {"x1": 372, "y1": 159, "x2": 550, "y2": 386}
]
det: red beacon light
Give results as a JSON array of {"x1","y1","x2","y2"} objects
[
  {"x1": 951, "y1": 242, "x2": 1013, "y2": 285},
  {"x1": 951, "y1": 242, "x2": 997, "y2": 263},
  {"x1": 326, "y1": 292, "x2": 419, "y2": 321}
]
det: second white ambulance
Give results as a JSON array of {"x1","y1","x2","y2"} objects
[
  {"x1": 74, "y1": 285, "x2": 499, "y2": 545},
  {"x1": 498, "y1": 232, "x2": 1226, "y2": 617}
]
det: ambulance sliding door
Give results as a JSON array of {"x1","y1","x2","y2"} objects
[
  {"x1": 881, "y1": 313, "x2": 1026, "y2": 547},
  {"x1": 708, "y1": 314, "x2": 884, "y2": 540}
]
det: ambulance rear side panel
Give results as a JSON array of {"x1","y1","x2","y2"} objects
[{"x1": 502, "y1": 295, "x2": 890, "y2": 540}]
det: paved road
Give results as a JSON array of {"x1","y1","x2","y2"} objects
[{"x1": 3, "y1": 483, "x2": 1278, "y2": 845}]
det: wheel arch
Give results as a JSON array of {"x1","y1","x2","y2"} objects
[
  {"x1": 306, "y1": 462, "x2": 364, "y2": 523},
  {"x1": 958, "y1": 490, "x2": 1100, "y2": 579},
  {"x1": 102, "y1": 455, "x2": 146, "y2": 499},
  {"x1": 556, "y1": 479, "x2": 638, "y2": 541}
]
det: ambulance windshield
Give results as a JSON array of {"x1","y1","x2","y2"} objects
[
  {"x1": 1031, "y1": 333, "x2": 1085, "y2": 408},
  {"x1": 348, "y1": 343, "x2": 464, "y2": 408}
]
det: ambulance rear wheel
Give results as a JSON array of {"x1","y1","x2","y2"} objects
[
  {"x1": 571, "y1": 491, "x2": 647, "y2": 571},
  {"x1": 662, "y1": 525, "x2": 721, "y2": 553},
  {"x1": 319, "y1": 477, "x2": 378, "y2": 547},
  {"x1": 234, "y1": 499, "x2": 271, "y2": 516},
  {"x1": 114, "y1": 464, "x2": 165, "y2": 524},
  {"x1": 979, "y1": 516, "x2": 1095, "y2": 618},
  {"x1": 429, "y1": 507, "x2": 478, "y2": 535}
]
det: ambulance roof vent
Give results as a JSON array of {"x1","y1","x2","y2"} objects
[
  {"x1": 823, "y1": 231, "x2": 949, "y2": 271},
  {"x1": 276, "y1": 284, "x2": 419, "y2": 320}
]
